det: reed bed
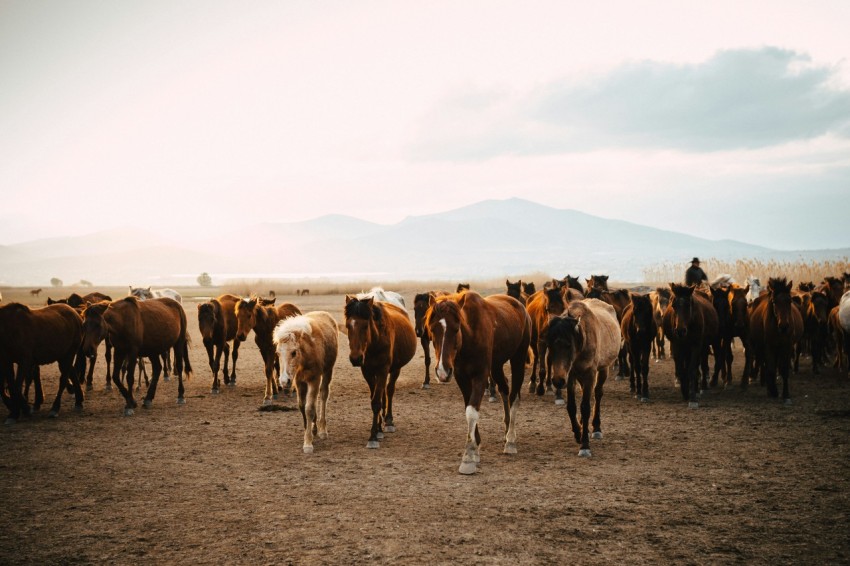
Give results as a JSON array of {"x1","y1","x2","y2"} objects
[{"x1": 642, "y1": 258, "x2": 850, "y2": 287}]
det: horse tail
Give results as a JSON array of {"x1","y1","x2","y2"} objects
[{"x1": 183, "y1": 338, "x2": 193, "y2": 381}]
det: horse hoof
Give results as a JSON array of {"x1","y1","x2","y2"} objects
[
  {"x1": 272, "y1": 394, "x2": 279, "y2": 400},
  {"x1": 578, "y1": 449, "x2": 592, "y2": 457},
  {"x1": 489, "y1": 396, "x2": 498, "y2": 403},
  {"x1": 458, "y1": 462, "x2": 478, "y2": 475},
  {"x1": 640, "y1": 397, "x2": 650, "y2": 403},
  {"x1": 211, "y1": 389, "x2": 220, "y2": 395},
  {"x1": 262, "y1": 399, "x2": 273, "y2": 406},
  {"x1": 688, "y1": 402, "x2": 699, "y2": 409},
  {"x1": 318, "y1": 432, "x2": 328, "y2": 440},
  {"x1": 503, "y1": 442, "x2": 517, "y2": 454},
  {"x1": 591, "y1": 431, "x2": 603, "y2": 440},
  {"x1": 4, "y1": 418, "x2": 16, "y2": 425},
  {"x1": 227, "y1": 382, "x2": 236, "y2": 388},
  {"x1": 163, "y1": 376, "x2": 170, "y2": 383},
  {"x1": 143, "y1": 399, "x2": 152, "y2": 409},
  {"x1": 86, "y1": 384, "x2": 93, "y2": 392},
  {"x1": 48, "y1": 410, "x2": 58, "y2": 419},
  {"x1": 554, "y1": 398, "x2": 565, "y2": 406},
  {"x1": 421, "y1": 383, "x2": 430, "y2": 390},
  {"x1": 615, "y1": 375, "x2": 624, "y2": 381},
  {"x1": 784, "y1": 398, "x2": 793, "y2": 406},
  {"x1": 124, "y1": 408, "x2": 134, "y2": 416},
  {"x1": 366, "y1": 441, "x2": 380, "y2": 449},
  {"x1": 176, "y1": 398, "x2": 186, "y2": 405},
  {"x1": 104, "y1": 385, "x2": 113, "y2": 391},
  {"x1": 303, "y1": 445, "x2": 314, "y2": 454},
  {"x1": 384, "y1": 425, "x2": 396, "y2": 433},
  {"x1": 376, "y1": 431, "x2": 384, "y2": 440}
]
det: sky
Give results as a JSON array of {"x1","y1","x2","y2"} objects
[{"x1": 1, "y1": 0, "x2": 849, "y2": 250}]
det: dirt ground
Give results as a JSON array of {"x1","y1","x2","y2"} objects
[{"x1": 1, "y1": 288, "x2": 849, "y2": 565}]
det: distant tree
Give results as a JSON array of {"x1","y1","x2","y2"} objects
[
  {"x1": 50, "y1": 277, "x2": 63, "y2": 287},
  {"x1": 79, "y1": 280, "x2": 93, "y2": 287},
  {"x1": 197, "y1": 272, "x2": 213, "y2": 287}
]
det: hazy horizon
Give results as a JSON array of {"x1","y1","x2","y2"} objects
[{"x1": 2, "y1": 1, "x2": 850, "y2": 250}]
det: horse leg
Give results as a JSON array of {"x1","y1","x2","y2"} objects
[
  {"x1": 488, "y1": 376, "x2": 498, "y2": 404},
  {"x1": 528, "y1": 329, "x2": 539, "y2": 394},
  {"x1": 317, "y1": 368, "x2": 332, "y2": 440},
  {"x1": 229, "y1": 340, "x2": 239, "y2": 386},
  {"x1": 302, "y1": 379, "x2": 319, "y2": 453},
  {"x1": 459, "y1": 377, "x2": 485, "y2": 475},
  {"x1": 221, "y1": 342, "x2": 231, "y2": 385},
  {"x1": 143, "y1": 355, "x2": 164, "y2": 408},
  {"x1": 591, "y1": 366, "x2": 608, "y2": 440},
  {"x1": 383, "y1": 368, "x2": 400, "y2": 432},
  {"x1": 85, "y1": 353, "x2": 96, "y2": 391},
  {"x1": 204, "y1": 340, "x2": 218, "y2": 394},
  {"x1": 104, "y1": 341, "x2": 113, "y2": 390},
  {"x1": 174, "y1": 341, "x2": 186, "y2": 405},
  {"x1": 640, "y1": 342, "x2": 651, "y2": 401},
  {"x1": 628, "y1": 343, "x2": 637, "y2": 397},
  {"x1": 711, "y1": 340, "x2": 723, "y2": 388},
  {"x1": 779, "y1": 349, "x2": 792, "y2": 405},
  {"x1": 535, "y1": 338, "x2": 547, "y2": 396},
  {"x1": 688, "y1": 346, "x2": 701, "y2": 407},
  {"x1": 566, "y1": 376, "x2": 581, "y2": 446},
  {"x1": 49, "y1": 355, "x2": 83, "y2": 417},
  {"x1": 112, "y1": 350, "x2": 137, "y2": 416},
  {"x1": 367, "y1": 370, "x2": 388, "y2": 448},
  {"x1": 161, "y1": 352, "x2": 171, "y2": 382},
  {"x1": 31, "y1": 366, "x2": 44, "y2": 412},
  {"x1": 262, "y1": 350, "x2": 276, "y2": 405},
  {"x1": 7, "y1": 362, "x2": 32, "y2": 422},
  {"x1": 577, "y1": 371, "x2": 594, "y2": 456},
  {"x1": 421, "y1": 335, "x2": 431, "y2": 389},
  {"x1": 764, "y1": 348, "x2": 778, "y2": 398}
]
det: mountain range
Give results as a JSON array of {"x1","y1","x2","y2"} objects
[{"x1": 1, "y1": 198, "x2": 846, "y2": 286}]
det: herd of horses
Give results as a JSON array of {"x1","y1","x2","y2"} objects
[{"x1": 2, "y1": 273, "x2": 850, "y2": 475}]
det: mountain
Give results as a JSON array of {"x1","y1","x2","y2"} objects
[{"x1": 0, "y1": 198, "x2": 844, "y2": 286}]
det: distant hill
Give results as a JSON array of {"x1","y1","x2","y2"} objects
[{"x1": 0, "y1": 198, "x2": 846, "y2": 286}]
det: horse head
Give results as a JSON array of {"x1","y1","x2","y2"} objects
[
  {"x1": 710, "y1": 286, "x2": 732, "y2": 322},
  {"x1": 413, "y1": 293, "x2": 432, "y2": 338},
  {"x1": 669, "y1": 283, "x2": 696, "y2": 338},
  {"x1": 546, "y1": 314, "x2": 583, "y2": 388},
  {"x1": 522, "y1": 281, "x2": 536, "y2": 295},
  {"x1": 505, "y1": 280, "x2": 522, "y2": 301},
  {"x1": 197, "y1": 301, "x2": 219, "y2": 342},
  {"x1": 544, "y1": 286, "x2": 568, "y2": 316},
  {"x1": 81, "y1": 302, "x2": 109, "y2": 357},
  {"x1": 809, "y1": 291, "x2": 831, "y2": 325},
  {"x1": 273, "y1": 317, "x2": 312, "y2": 390},
  {"x1": 456, "y1": 283, "x2": 470, "y2": 293},
  {"x1": 425, "y1": 296, "x2": 465, "y2": 383},
  {"x1": 235, "y1": 297, "x2": 259, "y2": 342},
  {"x1": 630, "y1": 293, "x2": 654, "y2": 335},
  {"x1": 729, "y1": 286, "x2": 749, "y2": 333},
  {"x1": 344, "y1": 296, "x2": 382, "y2": 367},
  {"x1": 768, "y1": 277, "x2": 795, "y2": 334}
]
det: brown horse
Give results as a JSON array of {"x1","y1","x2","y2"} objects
[
  {"x1": 425, "y1": 291, "x2": 530, "y2": 473},
  {"x1": 586, "y1": 286, "x2": 630, "y2": 377},
  {"x1": 0, "y1": 303, "x2": 84, "y2": 423},
  {"x1": 78, "y1": 301, "x2": 116, "y2": 391},
  {"x1": 456, "y1": 283, "x2": 470, "y2": 293},
  {"x1": 54, "y1": 292, "x2": 115, "y2": 390},
  {"x1": 546, "y1": 299, "x2": 620, "y2": 457},
  {"x1": 30, "y1": 289, "x2": 42, "y2": 297},
  {"x1": 97, "y1": 296, "x2": 192, "y2": 415},
  {"x1": 798, "y1": 290, "x2": 830, "y2": 375},
  {"x1": 235, "y1": 297, "x2": 302, "y2": 404},
  {"x1": 621, "y1": 293, "x2": 657, "y2": 401},
  {"x1": 746, "y1": 278, "x2": 803, "y2": 403},
  {"x1": 197, "y1": 294, "x2": 241, "y2": 393},
  {"x1": 526, "y1": 284, "x2": 570, "y2": 401},
  {"x1": 273, "y1": 311, "x2": 339, "y2": 453},
  {"x1": 505, "y1": 279, "x2": 523, "y2": 301},
  {"x1": 649, "y1": 287, "x2": 671, "y2": 359},
  {"x1": 709, "y1": 286, "x2": 734, "y2": 387},
  {"x1": 48, "y1": 292, "x2": 112, "y2": 309},
  {"x1": 585, "y1": 275, "x2": 610, "y2": 294},
  {"x1": 413, "y1": 291, "x2": 449, "y2": 389},
  {"x1": 344, "y1": 295, "x2": 416, "y2": 449},
  {"x1": 729, "y1": 285, "x2": 751, "y2": 384},
  {"x1": 663, "y1": 283, "x2": 719, "y2": 407}
]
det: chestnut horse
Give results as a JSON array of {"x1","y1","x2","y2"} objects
[
  {"x1": 96, "y1": 296, "x2": 192, "y2": 415},
  {"x1": 197, "y1": 294, "x2": 241, "y2": 393},
  {"x1": 747, "y1": 278, "x2": 803, "y2": 403},
  {"x1": 344, "y1": 295, "x2": 416, "y2": 449},
  {"x1": 413, "y1": 290, "x2": 449, "y2": 389},
  {"x1": 426, "y1": 291, "x2": 530, "y2": 474},
  {"x1": 235, "y1": 297, "x2": 301, "y2": 404},
  {"x1": 50, "y1": 292, "x2": 114, "y2": 390},
  {"x1": 546, "y1": 299, "x2": 620, "y2": 457},
  {"x1": 273, "y1": 311, "x2": 339, "y2": 453},
  {"x1": 663, "y1": 283, "x2": 719, "y2": 407},
  {"x1": 526, "y1": 284, "x2": 570, "y2": 402},
  {"x1": 0, "y1": 303, "x2": 84, "y2": 424},
  {"x1": 621, "y1": 293, "x2": 657, "y2": 402}
]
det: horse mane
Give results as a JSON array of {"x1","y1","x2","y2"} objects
[
  {"x1": 273, "y1": 315, "x2": 313, "y2": 345},
  {"x1": 345, "y1": 297, "x2": 383, "y2": 325},
  {"x1": 768, "y1": 277, "x2": 792, "y2": 294},
  {"x1": 547, "y1": 315, "x2": 584, "y2": 352}
]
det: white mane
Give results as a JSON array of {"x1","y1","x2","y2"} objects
[
  {"x1": 273, "y1": 315, "x2": 313, "y2": 346},
  {"x1": 357, "y1": 286, "x2": 406, "y2": 309},
  {"x1": 746, "y1": 276, "x2": 762, "y2": 304},
  {"x1": 710, "y1": 274, "x2": 735, "y2": 289}
]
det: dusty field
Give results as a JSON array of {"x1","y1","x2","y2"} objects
[{"x1": 1, "y1": 288, "x2": 849, "y2": 565}]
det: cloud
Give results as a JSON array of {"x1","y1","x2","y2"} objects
[{"x1": 411, "y1": 47, "x2": 850, "y2": 159}]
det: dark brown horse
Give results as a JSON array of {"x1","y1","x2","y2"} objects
[
  {"x1": 585, "y1": 275, "x2": 610, "y2": 294},
  {"x1": 456, "y1": 283, "x2": 470, "y2": 293},
  {"x1": 729, "y1": 285, "x2": 751, "y2": 385},
  {"x1": 78, "y1": 301, "x2": 115, "y2": 391},
  {"x1": 747, "y1": 278, "x2": 803, "y2": 403},
  {"x1": 546, "y1": 299, "x2": 620, "y2": 457},
  {"x1": 48, "y1": 292, "x2": 112, "y2": 309},
  {"x1": 344, "y1": 295, "x2": 416, "y2": 449},
  {"x1": 709, "y1": 286, "x2": 734, "y2": 387},
  {"x1": 0, "y1": 303, "x2": 84, "y2": 423},
  {"x1": 97, "y1": 296, "x2": 192, "y2": 415},
  {"x1": 649, "y1": 287, "x2": 671, "y2": 360},
  {"x1": 235, "y1": 297, "x2": 301, "y2": 404},
  {"x1": 621, "y1": 293, "x2": 657, "y2": 401},
  {"x1": 413, "y1": 291, "x2": 449, "y2": 389},
  {"x1": 526, "y1": 284, "x2": 570, "y2": 402},
  {"x1": 425, "y1": 291, "x2": 530, "y2": 473},
  {"x1": 663, "y1": 283, "x2": 719, "y2": 407},
  {"x1": 505, "y1": 279, "x2": 523, "y2": 301},
  {"x1": 197, "y1": 294, "x2": 241, "y2": 393},
  {"x1": 798, "y1": 290, "x2": 830, "y2": 375}
]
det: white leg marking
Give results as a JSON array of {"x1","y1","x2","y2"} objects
[{"x1": 436, "y1": 318, "x2": 449, "y2": 380}]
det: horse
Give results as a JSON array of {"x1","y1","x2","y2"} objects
[
  {"x1": 47, "y1": 292, "x2": 114, "y2": 389},
  {"x1": 273, "y1": 311, "x2": 339, "y2": 453},
  {"x1": 710, "y1": 274, "x2": 736, "y2": 289},
  {"x1": 344, "y1": 295, "x2": 416, "y2": 449},
  {"x1": 456, "y1": 283, "x2": 470, "y2": 293},
  {"x1": 586, "y1": 286, "x2": 630, "y2": 378},
  {"x1": 526, "y1": 284, "x2": 570, "y2": 402},
  {"x1": 425, "y1": 291, "x2": 530, "y2": 473},
  {"x1": 30, "y1": 289, "x2": 42, "y2": 297},
  {"x1": 649, "y1": 287, "x2": 671, "y2": 360},
  {"x1": 585, "y1": 275, "x2": 610, "y2": 294},
  {"x1": 94, "y1": 296, "x2": 192, "y2": 415},
  {"x1": 299, "y1": 289, "x2": 310, "y2": 296},
  {"x1": 413, "y1": 291, "x2": 450, "y2": 389},
  {"x1": 746, "y1": 276, "x2": 762, "y2": 304},
  {"x1": 197, "y1": 294, "x2": 241, "y2": 393},
  {"x1": 546, "y1": 298, "x2": 620, "y2": 457},
  {"x1": 48, "y1": 292, "x2": 112, "y2": 309},
  {"x1": 747, "y1": 278, "x2": 803, "y2": 404},
  {"x1": 621, "y1": 294, "x2": 657, "y2": 402},
  {"x1": 0, "y1": 303, "x2": 84, "y2": 423},
  {"x1": 729, "y1": 285, "x2": 751, "y2": 384},
  {"x1": 77, "y1": 301, "x2": 116, "y2": 391},
  {"x1": 505, "y1": 279, "x2": 523, "y2": 301},
  {"x1": 798, "y1": 290, "x2": 830, "y2": 375},
  {"x1": 662, "y1": 283, "x2": 719, "y2": 407},
  {"x1": 358, "y1": 287, "x2": 406, "y2": 309},
  {"x1": 797, "y1": 282, "x2": 815, "y2": 293},
  {"x1": 829, "y1": 291, "x2": 850, "y2": 377},
  {"x1": 709, "y1": 286, "x2": 734, "y2": 387},
  {"x1": 235, "y1": 297, "x2": 302, "y2": 405},
  {"x1": 129, "y1": 286, "x2": 183, "y2": 304}
]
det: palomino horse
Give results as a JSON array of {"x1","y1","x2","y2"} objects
[
  {"x1": 526, "y1": 284, "x2": 570, "y2": 402},
  {"x1": 747, "y1": 278, "x2": 803, "y2": 403},
  {"x1": 344, "y1": 295, "x2": 416, "y2": 449},
  {"x1": 649, "y1": 287, "x2": 671, "y2": 360},
  {"x1": 546, "y1": 299, "x2": 620, "y2": 457},
  {"x1": 273, "y1": 311, "x2": 339, "y2": 453},
  {"x1": 235, "y1": 297, "x2": 301, "y2": 404},
  {"x1": 96, "y1": 296, "x2": 192, "y2": 415},
  {"x1": 426, "y1": 291, "x2": 530, "y2": 474},
  {"x1": 197, "y1": 294, "x2": 241, "y2": 393},
  {"x1": 621, "y1": 293, "x2": 657, "y2": 402},
  {"x1": 663, "y1": 283, "x2": 719, "y2": 407},
  {"x1": 0, "y1": 303, "x2": 84, "y2": 423},
  {"x1": 413, "y1": 290, "x2": 450, "y2": 389},
  {"x1": 129, "y1": 286, "x2": 183, "y2": 304}
]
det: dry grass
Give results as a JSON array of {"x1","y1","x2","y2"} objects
[{"x1": 642, "y1": 257, "x2": 850, "y2": 287}]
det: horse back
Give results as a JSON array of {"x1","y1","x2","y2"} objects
[
  {"x1": 569, "y1": 299, "x2": 620, "y2": 369},
  {"x1": 217, "y1": 294, "x2": 240, "y2": 341},
  {"x1": 483, "y1": 294, "x2": 531, "y2": 364},
  {"x1": 138, "y1": 298, "x2": 186, "y2": 353},
  {"x1": 380, "y1": 303, "x2": 416, "y2": 369},
  {"x1": 306, "y1": 311, "x2": 340, "y2": 372},
  {"x1": 17, "y1": 303, "x2": 82, "y2": 364}
]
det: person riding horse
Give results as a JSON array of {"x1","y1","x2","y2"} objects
[{"x1": 685, "y1": 257, "x2": 708, "y2": 288}]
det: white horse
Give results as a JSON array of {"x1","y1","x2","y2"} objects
[
  {"x1": 745, "y1": 276, "x2": 761, "y2": 304},
  {"x1": 710, "y1": 274, "x2": 735, "y2": 289},
  {"x1": 129, "y1": 286, "x2": 183, "y2": 304},
  {"x1": 357, "y1": 287, "x2": 406, "y2": 309}
]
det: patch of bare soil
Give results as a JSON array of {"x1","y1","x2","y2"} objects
[{"x1": 1, "y1": 292, "x2": 849, "y2": 564}]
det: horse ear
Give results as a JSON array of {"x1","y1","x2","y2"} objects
[
  {"x1": 744, "y1": 284, "x2": 750, "y2": 293},
  {"x1": 197, "y1": 304, "x2": 202, "y2": 311},
  {"x1": 506, "y1": 279, "x2": 510, "y2": 286},
  {"x1": 428, "y1": 294, "x2": 436, "y2": 307},
  {"x1": 345, "y1": 295, "x2": 355, "y2": 304}
]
